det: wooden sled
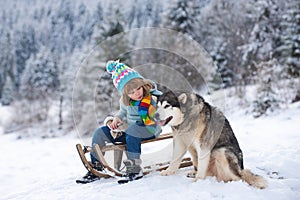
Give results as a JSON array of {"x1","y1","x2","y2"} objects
[{"x1": 76, "y1": 133, "x2": 193, "y2": 178}]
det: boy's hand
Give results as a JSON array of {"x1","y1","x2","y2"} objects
[{"x1": 110, "y1": 116, "x2": 123, "y2": 130}]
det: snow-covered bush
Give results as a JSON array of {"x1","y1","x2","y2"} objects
[{"x1": 252, "y1": 59, "x2": 283, "y2": 117}]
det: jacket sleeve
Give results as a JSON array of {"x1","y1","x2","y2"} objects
[{"x1": 115, "y1": 100, "x2": 127, "y2": 120}]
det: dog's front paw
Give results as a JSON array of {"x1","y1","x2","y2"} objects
[
  {"x1": 193, "y1": 177, "x2": 199, "y2": 182},
  {"x1": 160, "y1": 169, "x2": 175, "y2": 176},
  {"x1": 193, "y1": 174, "x2": 206, "y2": 182}
]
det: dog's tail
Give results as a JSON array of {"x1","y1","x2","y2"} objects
[{"x1": 240, "y1": 169, "x2": 268, "y2": 189}]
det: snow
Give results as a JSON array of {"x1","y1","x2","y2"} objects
[{"x1": 1, "y1": 101, "x2": 300, "y2": 200}]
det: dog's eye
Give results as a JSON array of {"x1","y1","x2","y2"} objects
[{"x1": 164, "y1": 105, "x2": 170, "y2": 109}]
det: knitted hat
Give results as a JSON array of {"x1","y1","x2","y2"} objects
[{"x1": 106, "y1": 60, "x2": 144, "y2": 93}]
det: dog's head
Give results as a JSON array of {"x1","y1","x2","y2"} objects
[
  {"x1": 154, "y1": 91, "x2": 186, "y2": 126},
  {"x1": 155, "y1": 91, "x2": 205, "y2": 127}
]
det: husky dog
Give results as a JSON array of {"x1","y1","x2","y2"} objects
[{"x1": 155, "y1": 91, "x2": 268, "y2": 189}]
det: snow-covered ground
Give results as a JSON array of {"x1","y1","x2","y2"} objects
[{"x1": 1, "y1": 101, "x2": 300, "y2": 200}]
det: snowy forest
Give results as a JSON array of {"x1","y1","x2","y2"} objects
[{"x1": 0, "y1": 0, "x2": 299, "y2": 138}]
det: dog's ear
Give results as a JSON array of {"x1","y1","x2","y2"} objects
[{"x1": 178, "y1": 93, "x2": 187, "y2": 104}]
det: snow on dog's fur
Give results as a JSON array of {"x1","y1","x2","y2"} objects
[{"x1": 155, "y1": 90, "x2": 268, "y2": 189}]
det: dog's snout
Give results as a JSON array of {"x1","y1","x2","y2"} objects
[{"x1": 154, "y1": 112, "x2": 160, "y2": 120}]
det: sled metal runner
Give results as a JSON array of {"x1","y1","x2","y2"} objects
[{"x1": 76, "y1": 133, "x2": 193, "y2": 178}]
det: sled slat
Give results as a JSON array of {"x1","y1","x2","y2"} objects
[
  {"x1": 143, "y1": 157, "x2": 193, "y2": 174},
  {"x1": 101, "y1": 132, "x2": 173, "y2": 152}
]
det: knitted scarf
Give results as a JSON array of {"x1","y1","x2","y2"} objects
[{"x1": 130, "y1": 94, "x2": 157, "y2": 134}]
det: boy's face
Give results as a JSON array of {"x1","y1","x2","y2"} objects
[{"x1": 128, "y1": 86, "x2": 143, "y2": 101}]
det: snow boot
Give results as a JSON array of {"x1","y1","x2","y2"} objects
[
  {"x1": 92, "y1": 161, "x2": 105, "y2": 171},
  {"x1": 76, "y1": 171, "x2": 101, "y2": 184},
  {"x1": 118, "y1": 159, "x2": 143, "y2": 184},
  {"x1": 76, "y1": 162, "x2": 104, "y2": 184}
]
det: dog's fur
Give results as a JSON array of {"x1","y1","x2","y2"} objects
[{"x1": 155, "y1": 91, "x2": 268, "y2": 189}]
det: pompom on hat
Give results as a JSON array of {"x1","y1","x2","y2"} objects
[{"x1": 106, "y1": 60, "x2": 144, "y2": 93}]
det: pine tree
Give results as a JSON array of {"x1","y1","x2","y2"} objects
[
  {"x1": 72, "y1": 3, "x2": 95, "y2": 49},
  {"x1": 94, "y1": 2, "x2": 104, "y2": 23},
  {"x1": 210, "y1": 45, "x2": 234, "y2": 87},
  {"x1": 93, "y1": 5, "x2": 130, "y2": 122},
  {"x1": 152, "y1": 2, "x2": 163, "y2": 26},
  {"x1": 0, "y1": 30, "x2": 15, "y2": 102},
  {"x1": 20, "y1": 47, "x2": 59, "y2": 101},
  {"x1": 1, "y1": 77, "x2": 14, "y2": 106},
  {"x1": 126, "y1": 0, "x2": 162, "y2": 29},
  {"x1": 276, "y1": 0, "x2": 300, "y2": 78},
  {"x1": 199, "y1": 0, "x2": 257, "y2": 87},
  {"x1": 49, "y1": 0, "x2": 75, "y2": 55},
  {"x1": 165, "y1": 0, "x2": 195, "y2": 38},
  {"x1": 252, "y1": 59, "x2": 281, "y2": 117},
  {"x1": 18, "y1": 47, "x2": 59, "y2": 122},
  {"x1": 57, "y1": 49, "x2": 84, "y2": 131},
  {"x1": 95, "y1": 5, "x2": 130, "y2": 62},
  {"x1": 241, "y1": 0, "x2": 281, "y2": 65},
  {"x1": 14, "y1": 25, "x2": 38, "y2": 89}
]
